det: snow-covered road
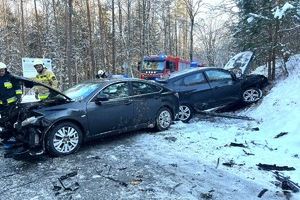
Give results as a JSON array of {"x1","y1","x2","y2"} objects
[{"x1": 0, "y1": 125, "x2": 286, "y2": 200}]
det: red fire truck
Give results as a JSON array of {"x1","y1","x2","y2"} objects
[{"x1": 139, "y1": 54, "x2": 190, "y2": 80}]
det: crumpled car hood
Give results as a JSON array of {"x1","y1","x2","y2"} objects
[{"x1": 223, "y1": 51, "x2": 254, "y2": 76}]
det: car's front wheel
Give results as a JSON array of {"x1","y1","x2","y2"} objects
[
  {"x1": 46, "y1": 122, "x2": 83, "y2": 156},
  {"x1": 178, "y1": 104, "x2": 193, "y2": 123},
  {"x1": 155, "y1": 107, "x2": 172, "y2": 131},
  {"x1": 242, "y1": 87, "x2": 263, "y2": 103}
]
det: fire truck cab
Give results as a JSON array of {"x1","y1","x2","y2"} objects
[{"x1": 140, "y1": 54, "x2": 190, "y2": 80}]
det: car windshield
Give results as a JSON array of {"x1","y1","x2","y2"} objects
[
  {"x1": 64, "y1": 83, "x2": 102, "y2": 101},
  {"x1": 141, "y1": 61, "x2": 165, "y2": 71}
]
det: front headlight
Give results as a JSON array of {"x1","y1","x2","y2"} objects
[{"x1": 21, "y1": 116, "x2": 41, "y2": 127}]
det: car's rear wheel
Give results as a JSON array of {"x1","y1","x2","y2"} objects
[
  {"x1": 46, "y1": 122, "x2": 83, "y2": 156},
  {"x1": 178, "y1": 104, "x2": 193, "y2": 123},
  {"x1": 155, "y1": 107, "x2": 172, "y2": 131},
  {"x1": 242, "y1": 87, "x2": 263, "y2": 103}
]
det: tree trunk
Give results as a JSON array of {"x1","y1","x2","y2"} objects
[
  {"x1": 65, "y1": 0, "x2": 74, "y2": 87},
  {"x1": 189, "y1": 17, "x2": 194, "y2": 62},
  {"x1": 86, "y1": 0, "x2": 96, "y2": 79},
  {"x1": 20, "y1": 0, "x2": 25, "y2": 56},
  {"x1": 118, "y1": 0, "x2": 123, "y2": 71},
  {"x1": 112, "y1": 0, "x2": 116, "y2": 73},
  {"x1": 34, "y1": 0, "x2": 42, "y2": 57},
  {"x1": 97, "y1": 0, "x2": 106, "y2": 68}
]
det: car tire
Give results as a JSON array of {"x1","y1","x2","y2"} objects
[
  {"x1": 178, "y1": 104, "x2": 193, "y2": 123},
  {"x1": 242, "y1": 87, "x2": 263, "y2": 103},
  {"x1": 46, "y1": 122, "x2": 83, "y2": 157},
  {"x1": 155, "y1": 107, "x2": 172, "y2": 131}
]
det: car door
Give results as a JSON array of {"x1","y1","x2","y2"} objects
[
  {"x1": 129, "y1": 81, "x2": 162, "y2": 125},
  {"x1": 204, "y1": 69, "x2": 242, "y2": 106},
  {"x1": 86, "y1": 82, "x2": 134, "y2": 136},
  {"x1": 171, "y1": 72, "x2": 213, "y2": 110}
]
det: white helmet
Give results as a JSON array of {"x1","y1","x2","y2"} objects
[
  {"x1": 0, "y1": 62, "x2": 7, "y2": 69},
  {"x1": 98, "y1": 70, "x2": 104, "y2": 76},
  {"x1": 33, "y1": 59, "x2": 44, "y2": 67}
]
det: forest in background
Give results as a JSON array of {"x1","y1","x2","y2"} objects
[{"x1": 0, "y1": 0, "x2": 299, "y2": 89}]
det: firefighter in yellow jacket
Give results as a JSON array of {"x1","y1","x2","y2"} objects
[{"x1": 33, "y1": 59, "x2": 59, "y2": 100}]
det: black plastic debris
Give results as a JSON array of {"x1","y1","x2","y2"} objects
[
  {"x1": 164, "y1": 136, "x2": 177, "y2": 142},
  {"x1": 274, "y1": 172, "x2": 300, "y2": 193},
  {"x1": 228, "y1": 142, "x2": 247, "y2": 148},
  {"x1": 274, "y1": 132, "x2": 288, "y2": 139},
  {"x1": 223, "y1": 160, "x2": 245, "y2": 167},
  {"x1": 222, "y1": 160, "x2": 235, "y2": 167},
  {"x1": 52, "y1": 171, "x2": 79, "y2": 195},
  {"x1": 257, "y1": 163, "x2": 296, "y2": 171},
  {"x1": 251, "y1": 127, "x2": 260, "y2": 131},
  {"x1": 257, "y1": 188, "x2": 268, "y2": 198},
  {"x1": 59, "y1": 171, "x2": 78, "y2": 181}
]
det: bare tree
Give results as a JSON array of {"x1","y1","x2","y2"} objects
[
  {"x1": 86, "y1": 0, "x2": 96, "y2": 79},
  {"x1": 65, "y1": 0, "x2": 74, "y2": 87},
  {"x1": 183, "y1": 0, "x2": 203, "y2": 62}
]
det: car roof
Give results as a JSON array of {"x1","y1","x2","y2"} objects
[
  {"x1": 168, "y1": 67, "x2": 222, "y2": 79},
  {"x1": 83, "y1": 77, "x2": 161, "y2": 86}
]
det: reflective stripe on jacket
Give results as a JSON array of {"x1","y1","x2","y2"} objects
[
  {"x1": 0, "y1": 72, "x2": 22, "y2": 105},
  {"x1": 35, "y1": 69, "x2": 58, "y2": 89},
  {"x1": 34, "y1": 69, "x2": 59, "y2": 100}
]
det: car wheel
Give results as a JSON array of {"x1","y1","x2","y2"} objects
[
  {"x1": 46, "y1": 122, "x2": 83, "y2": 156},
  {"x1": 242, "y1": 88, "x2": 263, "y2": 103},
  {"x1": 178, "y1": 104, "x2": 193, "y2": 123},
  {"x1": 155, "y1": 107, "x2": 172, "y2": 131}
]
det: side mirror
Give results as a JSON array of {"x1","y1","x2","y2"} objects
[{"x1": 95, "y1": 94, "x2": 109, "y2": 105}]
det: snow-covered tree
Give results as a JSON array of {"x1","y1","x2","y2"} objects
[{"x1": 233, "y1": 0, "x2": 300, "y2": 80}]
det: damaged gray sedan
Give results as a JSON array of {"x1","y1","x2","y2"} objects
[{"x1": 0, "y1": 77, "x2": 179, "y2": 157}]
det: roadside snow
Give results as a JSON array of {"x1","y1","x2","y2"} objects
[
  {"x1": 273, "y1": 2, "x2": 295, "y2": 19},
  {"x1": 135, "y1": 55, "x2": 300, "y2": 199}
]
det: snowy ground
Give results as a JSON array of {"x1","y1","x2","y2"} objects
[{"x1": 0, "y1": 56, "x2": 299, "y2": 199}]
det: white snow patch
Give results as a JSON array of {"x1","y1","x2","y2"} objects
[
  {"x1": 247, "y1": 16, "x2": 254, "y2": 23},
  {"x1": 273, "y1": 2, "x2": 295, "y2": 19}
]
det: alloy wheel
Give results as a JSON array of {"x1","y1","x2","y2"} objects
[
  {"x1": 178, "y1": 105, "x2": 191, "y2": 121},
  {"x1": 53, "y1": 126, "x2": 79, "y2": 153},
  {"x1": 158, "y1": 110, "x2": 171, "y2": 129},
  {"x1": 243, "y1": 88, "x2": 262, "y2": 103}
]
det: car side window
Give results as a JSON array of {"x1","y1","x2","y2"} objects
[
  {"x1": 101, "y1": 82, "x2": 129, "y2": 99},
  {"x1": 132, "y1": 82, "x2": 161, "y2": 95},
  {"x1": 173, "y1": 78, "x2": 184, "y2": 86},
  {"x1": 183, "y1": 73, "x2": 206, "y2": 86},
  {"x1": 205, "y1": 70, "x2": 232, "y2": 82}
]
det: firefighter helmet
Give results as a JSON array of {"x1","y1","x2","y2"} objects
[
  {"x1": 0, "y1": 62, "x2": 7, "y2": 69},
  {"x1": 98, "y1": 70, "x2": 105, "y2": 76},
  {"x1": 33, "y1": 59, "x2": 44, "y2": 67}
]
